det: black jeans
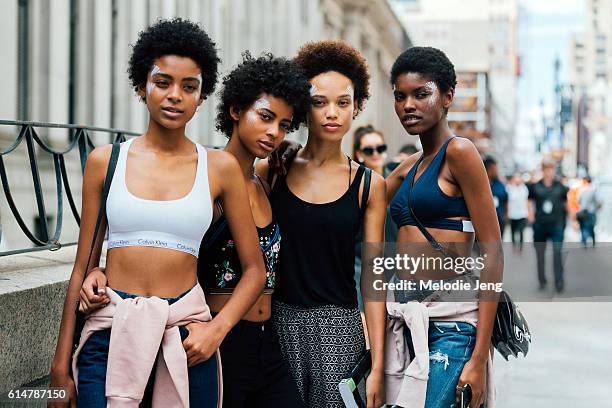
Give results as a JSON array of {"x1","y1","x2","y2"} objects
[
  {"x1": 218, "y1": 318, "x2": 304, "y2": 408},
  {"x1": 533, "y1": 222, "x2": 565, "y2": 286},
  {"x1": 510, "y1": 218, "x2": 527, "y2": 250}
]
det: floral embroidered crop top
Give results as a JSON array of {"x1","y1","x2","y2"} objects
[{"x1": 198, "y1": 215, "x2": 280, "y2": 294}]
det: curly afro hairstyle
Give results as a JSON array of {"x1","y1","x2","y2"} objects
[
  {"x1": 294, "y1": 40, "x2": 370, "y2": 114},
  {"x1": 128, "y1": 18, "x2": 220, "y2": 100},
  {"x1": 390, "y1": 46, "x2": 456, "y2": 93},
  {"x1": 216, "y1": 52, "x2": 312, "y2": 138}
]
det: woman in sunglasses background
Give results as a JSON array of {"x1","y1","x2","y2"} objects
[{"x1": 352, "y1": 125, "x2": 388, "y2": 176}]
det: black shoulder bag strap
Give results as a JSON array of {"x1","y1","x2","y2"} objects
[
  {"x1": 84, "y1": 141, "x2": 121, "y2": 272},
  {"x1": 406, "y1": 159, "x2": 449, "y2": 257},
  {"x1": 360, "y1": 166, "x2": 372, "y2": 220},
  {"x1": 73, "y1": 141, "x2": 120, "y2": 353}
]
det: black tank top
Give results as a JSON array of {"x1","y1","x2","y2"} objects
[{"x1": 269, "y1": 162, "x2": 366, "y2": 308}]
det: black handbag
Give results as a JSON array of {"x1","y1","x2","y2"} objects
[
  {"x1": 405, "y1": 159, "x2": 531, "y2": 360},
  {"x1": 72, "y1": 141, "x2": 121, "y2": 354}
]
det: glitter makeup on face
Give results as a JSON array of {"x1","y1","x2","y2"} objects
[
  {"x1": 423, "y1": 81, "x2": 439, "y2": 109},
  {"x1": 194, "y1": 73, "x2": 203, "y2": 99},
  {"x1": 146, "y1": 64, "x2": 162, "y2": 96},
  {"x1": 245, "y1": 109, "x2": 259, "y2": 125},
  {"x1": 253, "y1": 98, "x2": 271, "y2": 111},
  {"x1": 309, "y1": 85, "x2": 319, "y2": 96},
  {"x1": 244, "y1": 98, "x2": 271, "y2": 124},
  {"x1": 345, "y1": 85, "x2": 354, "y2": 98}
]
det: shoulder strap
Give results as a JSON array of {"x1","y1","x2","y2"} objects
[
  {"x1": 406, "y1": 160, "x2": 449, "y2": 256},
  {"x1": 360, "y1": 166, "x2": 372, "y2": 220},
  {"x1": 255, "y1": 173, "x2": 270, "y2": 196},
  {"x1": 84, "y1": 141, "x2": 121, "y2": 273}
]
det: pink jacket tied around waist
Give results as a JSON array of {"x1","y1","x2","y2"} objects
[
  {"x1": 72, "y1": 283, "x2": 222, "y2": 407},
  {"x1": 385, "y1": 295, "x2": 495, "y2": 408}
]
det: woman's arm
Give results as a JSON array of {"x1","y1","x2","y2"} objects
[
  {"x1": 49, "y1": 145, "x2": 111, "y2": 405},
  {"x1": 211, "y1": 151, "x2": 267, "y2": 327},
  {"x1": 360, "y1": 172, "x2": 388, "y2": 408},
  {"x1": 183, "y1": 151, "x2": 266, "y2": 366},
  {"x1": 446, "y1": 137, "x2": 502, "y2": 407}
]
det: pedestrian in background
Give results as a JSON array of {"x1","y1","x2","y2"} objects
[
  {"x1": 353, "y1": 124, "x2": 388, "y2": 176},
  {"x1": 506, "y1": 173, "x2": 529, "y2": 252},
  {"x1": 484, "y1": 156, "x2": 508, "y2": 238},
  {"x1": 577, "y1": 176, "x2": 602, "y2": 248},
  {"x1": 528, "y1": 160, "x2": 569, "y2": 293},
  {"x1": 385, "y1": 143, "x2": 419, "y2": 173}
]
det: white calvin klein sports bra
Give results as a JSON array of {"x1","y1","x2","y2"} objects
[{"x1": 106, "y1": 138, "x2": 213, "y2": 257}]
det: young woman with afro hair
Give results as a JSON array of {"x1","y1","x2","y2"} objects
[
  {"x1": 256, "y1": 40, "x2": 387, "y2": 408},
  {"x1": 385, "y1": 46, "x2": 501, "y2": 408},
  {"x1": 197, "y1": 52, "x2": 310, "y2": 407},
  {"x1": 50, "y1": 19, "x2": 267, "y2": 408}
]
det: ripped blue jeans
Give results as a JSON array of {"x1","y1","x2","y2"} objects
[{"x1": 404, "y1": 321, "x2": 477, "y2": 408}]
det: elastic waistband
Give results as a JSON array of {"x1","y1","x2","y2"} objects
[
  {"x1": 272, "y1": 300, "x2": 360, "y2": 314},
  {"x1": 108, "y1": 231, "x2": 200, "y2": 257},
  {"x1": 400, "y1": 218, "x2": 474, "y2": 232}
]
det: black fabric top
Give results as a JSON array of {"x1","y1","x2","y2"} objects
[
  {"x1": 198, "y1": 215, "x2": 280, "y2": 293},
  {"x1": 269, "y1": 163, "x2": 366, "y2": 308},
  {"x1": 528, "y1": 180, "x2": 568, "y2": 226}
]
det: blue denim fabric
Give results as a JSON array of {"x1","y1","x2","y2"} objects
[
  {"x1": 77, "y1": 288, "x2": 219, "y2": 408},
  {"x1": 578, "y1": 212, "x2": 596, "y2": 246},
  {"x1": 403, "y1": 321, "x2": 477, "y2": 408}
]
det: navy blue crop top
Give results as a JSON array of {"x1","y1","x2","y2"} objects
[{"x1": 390, "y1": 137, "x2": 473, "y2": 232}]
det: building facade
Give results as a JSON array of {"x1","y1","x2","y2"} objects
[
  {"x1": 567, "y1": 0, "x2": 612, "y2": 178},
  {"x1": 0, "y1": 0, "x2": 410, "y2": 252},
  {"x1": 390, "y1": 0, "x2": 519, "y2": 168}
]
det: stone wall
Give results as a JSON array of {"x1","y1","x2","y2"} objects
[{"x1": 0, "y1": 246, "x2": 76, "y2": 392}]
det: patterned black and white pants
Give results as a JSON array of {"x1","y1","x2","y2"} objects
[{"x1": 272, "y1": 301, "x2": 366, "y2": 408}]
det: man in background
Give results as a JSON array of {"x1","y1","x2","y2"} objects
[{"x1": 528, "y1": 160, "x2": 569, "y2": 293}]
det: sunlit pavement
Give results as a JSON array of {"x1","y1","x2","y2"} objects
[
  {"x1": 494, "y1": 223, "x2": 612, "y2": 407},
  {"x1": 493, "y1": 302, "x2": 612, "y2": 407}
]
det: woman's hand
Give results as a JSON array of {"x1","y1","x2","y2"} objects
[
  {"x1": 182, "y1": 320, "x2": 226, "y2": 367},
  {"x1": 48, "y1": 369, "x2": 76, "y2": 407},
  {"x1": 456, "y1": 357, "x2": 487, "y2": 408},
  {"x1": 365, "y1": 369, "x2": 385, "y2": 408},
  {"x1": 79, "y1": 267, "x2": 109, "y2": 314},
  {"x1": 268, "y1": 140, "x2": 301, "y2": 176}
]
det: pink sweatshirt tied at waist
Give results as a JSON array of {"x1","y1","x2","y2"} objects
[
  {"x1": 72, "y1": 283, "x2": 222, "y2": 408},
  {"x1": 385, "y1": 299, "x2": 495, "y2": 408}
]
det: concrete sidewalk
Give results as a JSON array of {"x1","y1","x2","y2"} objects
[{"x1": 493, "y1": 301, "x2": 612, "y2": 407}]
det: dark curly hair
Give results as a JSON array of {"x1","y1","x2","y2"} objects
[
  {"x1": 294, "y1": 40, "x2": 370, "y2": 113},
  {"x1": 216, "y1": 52, "x2": 312, "y2": 138},
  {"x1": 128, "y1": 18, "x2": 220, "y2": 100},
  {"x1": 390, "y1": 47, "x2": 457, "y2": 93}
]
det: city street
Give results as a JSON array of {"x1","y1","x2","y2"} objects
[{"x1": 494, "y1": 302, "x2": 612, "y2": 407}]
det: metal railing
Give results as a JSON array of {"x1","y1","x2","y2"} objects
[{"x1": 0, "y1": 120, "x2": 140, "y2": 256}]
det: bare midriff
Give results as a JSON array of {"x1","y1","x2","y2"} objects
[
  {"x1": 207, "y1": 293, "x2": 272, "y2": 322},
  {"x1": 105, "y1": 246, "x2": 198, "y2": 298},
  {"x1": 396, "y1": 216, "x2": 475, "y2": 281}
]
